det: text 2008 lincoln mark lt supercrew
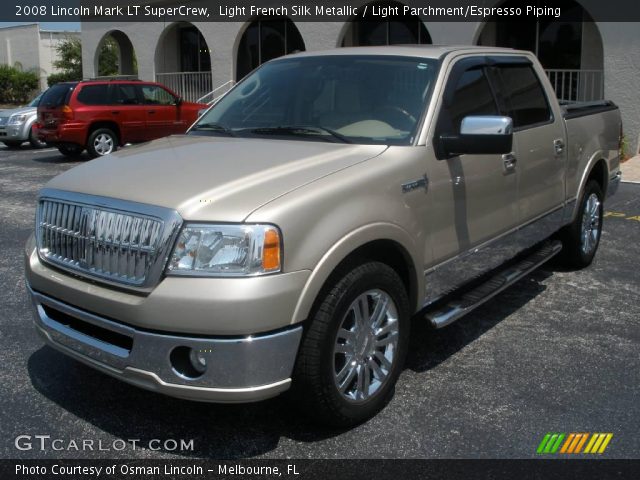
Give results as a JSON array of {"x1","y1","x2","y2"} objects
[{"x1": 25, "y1": 46, "x2": 622, "y2": 425}]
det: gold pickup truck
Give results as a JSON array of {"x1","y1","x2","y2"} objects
[{"x1": 25, "y1": 46, "x2": 622, "y2": 426}]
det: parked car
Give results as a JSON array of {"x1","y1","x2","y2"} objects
[
  {"x1": 26, "y1": 46, "x2": 622, "y2": 426},
  {"x1": 36, "y1": 80, "x2": 207, "y2": 158},
  {"x1": 0, "y1": 93, "x2": 46, "y2": 149}
]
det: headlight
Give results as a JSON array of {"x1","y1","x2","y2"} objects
[
  {"x1": 166, "y1": 224, "x2": 281, "y2": 276},
  {"x1": 9, "y1": 114, "x2": 28, "y2": 125}
]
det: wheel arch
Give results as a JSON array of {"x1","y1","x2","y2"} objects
[
  {"x1": 86, "y1": 121, "x2": 122, "y2": 146},
  {"x1": 290, "y1": 223, "x2": 422, "y2": 325},
  {"x1": 571, "y1": 153, "x2": 609, "y2": 222}
]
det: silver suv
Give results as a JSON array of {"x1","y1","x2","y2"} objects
[{"x1": 0, "y1": 93, "x2": 46, "y2": 148}]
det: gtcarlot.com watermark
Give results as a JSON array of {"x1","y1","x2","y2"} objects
[{"x1": 14, "y1": 435, "x2": 194, "y2": 452}]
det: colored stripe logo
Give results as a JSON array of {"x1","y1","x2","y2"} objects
[{"x1": 537, "y1": 433, "x2": 613, "y2": 454}]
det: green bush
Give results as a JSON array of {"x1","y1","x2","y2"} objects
[
  {"x1": 47, "y1": 71, "x2": 80, "y2": 87},
  {"x1": 0, "y1": 65, "x2": 39, "y2": 104}
]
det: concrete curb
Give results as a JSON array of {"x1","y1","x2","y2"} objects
[{"x1": 621, "y1": 155, "x2": 640, "y2": 184}]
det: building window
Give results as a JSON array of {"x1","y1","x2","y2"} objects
[
  {"x1": 236, "y1": 19, "x2": 305, "y2": 80},
  {"x1": 180, "y1": 26, "x2": 211, "y2": 72},
  {"x1": 341, "y1": 2, "x2": 431, "y2": 47},
  {"x1": 478, "y1": 0, "x2": 585, "y2": 70}
]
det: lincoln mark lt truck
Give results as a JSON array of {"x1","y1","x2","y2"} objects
[{"x1": 25, "y1": 46, "x2": 622, "y2": 425}]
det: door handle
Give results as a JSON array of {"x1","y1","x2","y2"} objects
[
  {"x1": 502, "y1": 153, "x2": 517, "y2": 173},
  {"x1": 554, "y1": 138, "x2": 565, "y2": 155},
  {"x1": 111, "y1": 111, "x2": 120, "y2": 114},
  {"x1": 148, "y1": 110, "x2": 156, "y2": 114}
]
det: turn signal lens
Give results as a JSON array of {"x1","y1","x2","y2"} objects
[
  {"x1": 61, "y1": 105, "x2": 74, "y2": 120},
  {"x1": 262, "y1": 228, "x2": 281, "y2": 272}
]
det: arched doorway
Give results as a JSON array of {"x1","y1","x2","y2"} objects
[
  {"x1": 235, "y1": 18, "x2": 305, "y2": 80},
  {"x1": 154, "y1": 22, "x2": 212, "y2": 102},
  {"x1": 477, "y1": 0, "x2": 604, "y2": 101},
  {"x1": 95, "y1": 30, "x2": 137, "y2": 77},
  {"x1": 340, "y1": 1, "x2": 431, "y2": 47}
]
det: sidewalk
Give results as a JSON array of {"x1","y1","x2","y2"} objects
[{"x1": 621, "y1": 155, "x2": 640, "y2": 183}]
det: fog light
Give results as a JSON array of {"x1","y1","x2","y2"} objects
[
  {"x1": 169, "y1": 346, "x2": 208, "y2": 379},
  {"x1": 189, "y1": 348, "x2": 208, "y2": 374}
]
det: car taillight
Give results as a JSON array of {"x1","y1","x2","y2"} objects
[{"x1": 61, "y1": 105, "x2": 74, "y2": 121}]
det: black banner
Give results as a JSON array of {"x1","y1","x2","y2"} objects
[
  {"x1": 4, "y1": 0, "x2": 640, "y2": 22},
  {"x1": 3, "y1": 459, "x2": 640, "y2": 480}
]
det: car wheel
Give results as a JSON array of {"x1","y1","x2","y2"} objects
[
  {"x1": 291, "y1": 261, "x2": 410, "y2": 427},
  {"x1": 559, "y1": 179, "x2": 604, "y2": 269},
  {"x1": 87, "y1": 128, "x2": 118, "y2": 158},
  {"x1": 57, "y1": 145, "x2": 84, "y2": 158},
  {"x1": 3, "y1": 141, "x2": 22, "y2": 148},
  {"x1": 29, "y1": 128, "x2": 47, "y2": 148}
]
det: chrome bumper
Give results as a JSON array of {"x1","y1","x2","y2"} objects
[{"x1": 28, "y1": 285, "x2": 302, "y2": 403}]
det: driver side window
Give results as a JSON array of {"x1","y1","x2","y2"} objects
[{"x1": 448, "y1": 68, "x2": 499, "y2": 134}]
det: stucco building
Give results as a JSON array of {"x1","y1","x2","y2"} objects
[
  {"x1": 0, "y1": 23, "x2": 80, "y2": 91},
  {"x1": 80, "y1": 0, "x2": 640, "y2": 154}
]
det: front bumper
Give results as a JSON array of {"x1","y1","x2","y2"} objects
[
  {"x1": 0, "y1": 123, "x2": 30, "y2": 141},
  {"x1": 28, "y1": 285, "x2": 302, "y2": 403}
]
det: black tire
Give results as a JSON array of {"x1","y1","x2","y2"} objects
[
  {"x1": 29, "y1": 127, "x2": 47, "y2": 148},
  {"x1": 291, "y1": 261, "x2": 410, "y2": 427},
  {"x1": 3, "y1": 141, "x2": 22, "y2": 148},
  {"x1": 57, "y1": 145, "x2": 84, "y2": 158},
  {"x1": 86, "y1": 128, "x2": 118, "y2": 158},
  {"x1": 558, "y1": 180, "x2": 604, "y2": 269}
]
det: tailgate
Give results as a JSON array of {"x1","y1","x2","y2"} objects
[{"x1": 38, "y1": 83, "x2": 76, "y2": 128}]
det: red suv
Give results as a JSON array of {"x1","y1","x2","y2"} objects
[{"x1": 37, "y1": 80, "x2": 207, "y2": 158}]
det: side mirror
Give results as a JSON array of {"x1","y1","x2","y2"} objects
[
  {"x1": 175, "y1": 96, "x2": 183, "y2": 106},
  {"x1": 439, "y1": 116, "x2": 513, "y2": 158}
]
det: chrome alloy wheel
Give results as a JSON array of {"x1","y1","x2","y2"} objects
[
  {"x1": 333, "y1": 289, "x2": 399, "y2": 402},
  {"x1": 580, "y1": 193, "x2": 601, "y2": 255},
  {"x1": 93, "y1": 133, "x2": 114, "y2": 155}
]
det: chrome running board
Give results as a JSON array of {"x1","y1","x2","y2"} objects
[{"x1": 425, "y1": 240, "x2": 562, "y2": 329}]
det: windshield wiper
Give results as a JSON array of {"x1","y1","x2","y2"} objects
[
  {"x1": 190, "y1": 123, "x2": 236, "y2": 136},
  {"x1": 249, "y1": 125, "x2": 352, "y2": 143}
]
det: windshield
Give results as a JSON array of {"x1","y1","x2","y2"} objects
[
  {"x1": 192, "y1": 55, "x2": 438, "y2": 145},
  {"x1": 28, "y1": 93, "x2": 43, "y2": 107}
]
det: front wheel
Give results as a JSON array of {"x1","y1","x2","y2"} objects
[
  {"x1": 559, "y1": 179, "x2": 604, "y2": 268},
  {"x1": 3, "y1": 141, "x2": 22, "y2": 148},
  {"x1": 291, "y1": 261, "x2": 410, "y2": 427},
  {"x1": 29, "y1": 127, "x2": 47, "y2": 148}
]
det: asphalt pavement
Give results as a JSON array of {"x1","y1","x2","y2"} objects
[{"x1": 1, "y1": 144, "x2": 638, "y2": 460}]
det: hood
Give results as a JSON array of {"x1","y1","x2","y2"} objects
[
  {"x1": 0, "y1": 106, "x2": 36, "y2": 117},
  {"x1": 45, "y1": 135, "x2": 387, "y2": 222}
]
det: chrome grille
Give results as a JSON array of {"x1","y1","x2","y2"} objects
[
  {"x1": 0, "y1": 117, "x2": 7, "y2": 126},
  {"x1": 36, "y1": 191, "x2": 182, "y2": 289}
]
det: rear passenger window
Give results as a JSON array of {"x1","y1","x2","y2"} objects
[
  {"x1": 113, "y1": 84, "x2": 139, "y2": 105},
  {"x1": 76, "y1": 85, "x2": 110, "y2": 105},
  {"x1": 493, "y1": 66, "x2": 551, "y2": 129}
]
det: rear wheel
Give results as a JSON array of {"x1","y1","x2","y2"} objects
[
  {"x1": 291, "y1": 261, "x2": 410, "y2": 427},
  {"x1": 559, "y1": 180, "x2": 604, "y2": 268},
  {"x1": 57, "y1": 145, "x2": 84, "y2": 157},
  {"x1": 87, "y1": 128, "x2": 118, "y2": 158}
]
